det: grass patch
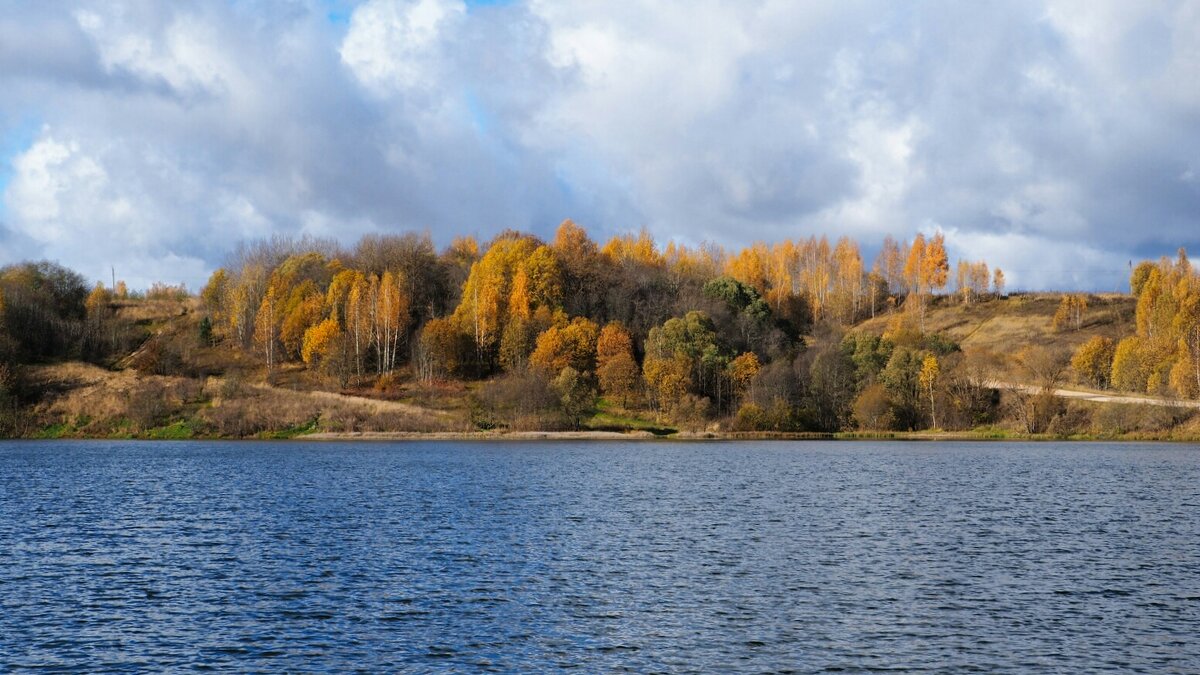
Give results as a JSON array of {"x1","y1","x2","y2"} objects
[
  {"x1": 255, "y1": 417, "x2": 320, "y2": 439},
  {"x1": 33, "y1": 422, "x2": 73, "y2": 439},
  {"x1": 142, "y1": 420, "x2": 197, "y2": 440},
  {"x1": 586, "y1": 400, "x2": 676, "y2": 436}
]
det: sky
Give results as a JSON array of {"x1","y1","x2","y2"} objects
[{"x1": 1, "y1": 0, "x2": 1198, "y2": 292}]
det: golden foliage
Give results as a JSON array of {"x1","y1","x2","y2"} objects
[
  {"x1": 727, "y1": 352, "x2": 761, "y2": 397},
  {"x1": 602, "y1": 229, "x2": 663, "y2": 267},
  {"x1": 201, "y1": 269, "x2": 229, "y2": 318},
  {"x1": 301, "y1": 317, "x2": 340, "y2": 366},
  {"x1": 85, "y1": 282, "x2": 112, "y2": 317},
  {"x1": 530, "y1": 317, "x2": 600, "y2": 374},
  {"x1": 1071, "y1": 336, "x2": 1115, "y2": 389},
  {"x1": 1052, "y1": 294, "x2": 1088, "y2": 331},
  {"x1": 643, "y1": 352, "x2": 692, "y2": 414},
  {"x1": 598, "y1": 351, "x2": 641, "y2": 405},
  {"x1": 253, "y1": 286, "x2": 280, "y2": 372},
  {"x1": 596, "y1": 321, "x2": 633, "y2": 370}
]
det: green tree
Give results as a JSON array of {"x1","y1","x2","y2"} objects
[{"x1": 553, "y1": 366, "x2": 597, "y2": 430}]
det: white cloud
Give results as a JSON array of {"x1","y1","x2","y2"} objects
[
  {"x1": 340, "y1": 0, "x2": 465, "y2": 93},
  {"x1": 1, "y1": 0, "x2": 1198, "y2": 291}
]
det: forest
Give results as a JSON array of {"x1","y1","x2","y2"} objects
[{"x1": 1, "y1": 220, "x2": 1198, "y2": 440}]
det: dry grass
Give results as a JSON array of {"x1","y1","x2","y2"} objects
[
  {"x1": 857, "y1": 294, "x2": 1134, "y2": 352},
  {"x1": 113, "y1": 297, "x2": 198, "y2": 324},
  {"x1": 22, "y1": 360, "x2": 469, "y2": 438}
]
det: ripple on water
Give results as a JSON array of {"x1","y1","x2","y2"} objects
[{"x1": 0, "y1": 440, "x2": 1198, "y2": 672}]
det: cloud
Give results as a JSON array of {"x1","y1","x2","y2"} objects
[{"x1": 0, "y1": 0, "x2": 1198, "y2": 291}]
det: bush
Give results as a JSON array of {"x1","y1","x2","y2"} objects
[
  {"x1": 1091, "y1": 403, "x2": 1192, "y2": 436},
  {"x1": 672, "y1": 394, "x2": 711, "y2": 432},
  {"x1": 1046, "y1": 402, "x2": 1091, "y2": 436},
  {"x1": 733, "y1": 402, "x2": 766, "y2": 431},
  {"x1": 127, "y1": 382, "x2": 170, "y2": 431},
  {"x1": 474, "y1": 370, "x2": 565, "y2": 431}
]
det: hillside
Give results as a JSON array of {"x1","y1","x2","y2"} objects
[
  {"x1": 854, "y1": 293, "x2": 1136, "y2": 377},
  {"x1": 11, "y1": 288, "x2": 1198, "y2": 441},
  {"x1": 4, "y1": 228, "x2": 1198, "y2": 441}
]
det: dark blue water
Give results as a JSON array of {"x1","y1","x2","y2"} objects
[{"x1": 1, "y1": 441, "x2": 1198, "y2": 672}]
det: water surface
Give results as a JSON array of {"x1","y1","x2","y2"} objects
[{"x1": 1, "y1": 440, "x2": 1198, "y2": 672}]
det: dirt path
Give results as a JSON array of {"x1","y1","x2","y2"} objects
[
  {"x1": 248, "y1": 383, "x2": 452, "y2": 417},
  {"x1": 990, "y1": 381, "x2": 1200, "y2": 409}
]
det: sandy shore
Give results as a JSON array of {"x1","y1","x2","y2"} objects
[
  {"x1": 296, "y1": 429, "x2": 1200, "y2": 442},
  {"x1": 300, "y1": 430, "x2": 848, "y2": 441},
  {"x1": 301, "y1": 430, "x2": 663, "y2": 441}
]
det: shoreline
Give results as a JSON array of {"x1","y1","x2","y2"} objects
[
  {"x1": 8, "y1": 430, "x2": 1200, "y2": 443},
  {"x1": 297, "y1": 430, "x2": 1200, "y2": 443},
  {"x1": 46, "y1": 429, "x2": 1182, "y2": 443}
]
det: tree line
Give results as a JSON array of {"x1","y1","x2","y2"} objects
[{"x1": 189, "y1": 221, "x2": 1013, "y2": 431}]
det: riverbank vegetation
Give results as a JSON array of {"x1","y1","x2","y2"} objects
[{"x1": 2, "y1": 222, "x2": 1199, "y2": 440}]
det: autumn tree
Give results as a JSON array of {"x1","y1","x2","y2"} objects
[
  {"x1": 419, "y1": 317, "x2": 472, "y2": 379},
  {"x1": 643, "y1": 352, "x2": 692, "y2": 419},
  {"x1": 280, "y1": 282, "x2": 324, "y2": 360},
  {"x1": 301, "y1": 317, "x2": 352, "y2": 386},
  {"x1": 643, "y1": 311, "x2": 728, "y2": 417},
  {"x1": 853, "y1": 383, "x2": 890, "y2": 430},
  {"x1": 373, "y1": 270, "x2": 411, "y2": 373},
  {"x1": 876, "y1": 235, "x2": 906, "y2": 297},
  {"x1": 727, "y1": 352, "x2": 761, "y2": 403},
  {"x1": 1008, "y1": 345, "x2": 1070, "y2": 433},
  {"x1": 919, "y1": 354, "x2": 940, "y2": 429},
  {"x1": 83, "y1": 282, "x2": 116, "y2": 358},
  {"x1": 530, "y1": 317, "x2": 600, "y2": 375},
  {"x1": 442, "y1": 235, "x2": 480, "y2": 305},
  {"x1": 923, "y1": 233, "x2": 950, "y2": 296},
  {"x1": 598, "y1": 351, "x2": 640, "y2": 408},
  {"x1": 1052, "y1": 294, "x2": 1088, "y2": 331},
  {"x1": 1071, "y1": 336, "x2": 1115, "y2": 389},
  {"x1": 1110, "y1": 337, "x2": 1149, "y2": 392},
  {"x1": 452, "y1": 235, "x2": 559, "y2": 371},
  {"x1": 903, "y1": 233, "x2": 926, "y2": 302},
  {"x1": 596, "y1": 322, "x2": 633, "y2": 370},
  {"x1": 301, "y1": 317, "x2": 339, "y2": 366},
  {"x1": 253, "y1": 286, "x2": 280, "y2": 374},
  {"x1": 956, "y1": 260, "x2": 970, "y2": 305},
  {"x1": 955, "y1": 260, "x2": 990, "y2": 304},
  {"x1": 828, "y1": 237, "x2": 864, "y2": 324},
  {"x1": 201, "y1": 268, "x2": 230, "y2": 324}
]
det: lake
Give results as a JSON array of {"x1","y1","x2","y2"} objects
[{"x1": 1, "y1": 440, "x2": 1198, "y2": 672}]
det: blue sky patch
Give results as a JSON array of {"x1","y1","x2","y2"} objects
[{"x1": 0, "y1": 118, "x2": 42, "y2": 218}]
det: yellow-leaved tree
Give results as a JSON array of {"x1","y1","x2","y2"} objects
[
  {"x1": 1071, "y1": 336, "x2": 1115, "y2": 389},
  {"x1": 727, "y1": 352, "x2": 761, "y2": 403},
  {"x1": 374, "y1": 270, "x2": 410, "y2": 374},
  {"x1": 530, "y1": 317, "x2": 600, "y2": 375},
  {"x1": 301, "y1": 317, "x2": 340, "y2": 367},
  {"x1": 596, "y1": 322, "x2": 639, "y2": 407},
  {"x1": 253, "y1": 286, "x2": 280, "y2": 373},
  {"x1": 919, "y1": 354, "x2": 940, "y2": 429},
  {"x1": 1052, "y1": 294, "x2": 1088, "y2": 332}
]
